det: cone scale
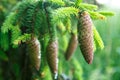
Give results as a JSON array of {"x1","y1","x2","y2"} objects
[
  {"x1": 27, "y1": 36, "x2": 41, "y2": 70},
  {"x1": 77, "y1": 11, "x2": 94, "y2": 64}
]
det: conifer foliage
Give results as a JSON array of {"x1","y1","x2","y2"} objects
[{"x1": 0, "y1": 0, "x2": 114, "y2": 80}]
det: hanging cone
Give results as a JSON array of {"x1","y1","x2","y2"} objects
[
  {"x1": 46, "y1": 39, "x2": 58, "y2": 79},
  {"x1": 65, "y1": 33, "x2": 78, "y2": 61},
  {"x1": 27, "y1": 36, "x2": 41, "y2": 71},
  {"x1": 77, "y1": 11, "x2": 94, "y2": 64}
]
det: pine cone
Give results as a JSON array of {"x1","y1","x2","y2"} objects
[
  {"x1": 65, "y1": 33, "x2": 78, "y2": 61},
  {"x1": 27, "y1": 36, "x2": 41, "y2": 70},
  {"x1": 46, "y1": 39, "x2": 58, "y2": 79},
  {"x1": 77, "y1": 11, "x2": 94, "y2": 64}
]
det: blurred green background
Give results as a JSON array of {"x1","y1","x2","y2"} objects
[{"x1": 0, "y1": 0, "x2": 120, "y2": 80}]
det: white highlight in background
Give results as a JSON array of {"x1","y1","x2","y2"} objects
[{"x1": 96, "y1": 0, "x2": 120, "y2": 9}]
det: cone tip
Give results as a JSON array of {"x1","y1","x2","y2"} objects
[
  {"x1": 87, "y1": 55, "x2": 93, "y2": 64},
  {"x1": 88, "y1": 60, "x2": 92, "y2": 64},
  {"x1": 54, "y1": 72, "x2": 58, "y2": 80}
]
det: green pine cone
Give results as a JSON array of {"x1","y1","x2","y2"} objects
[
  {"x1": 27, "y1": 36, "x2": 41, "y2": 71},
  {"x1": 77, "y1": 11, "x2": 94, "y2": 64},
  {"x1": 65, "y1": 33, "x2": 78, "y2": 61},
  {"x1": 46, "y1": 39, "x2": 58, "y2": 79}
]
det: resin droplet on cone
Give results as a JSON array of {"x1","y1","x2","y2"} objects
[{"x1": 77, "y1": 11, "x2": 94, "y2": 64}]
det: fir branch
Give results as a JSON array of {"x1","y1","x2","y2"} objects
[
  {"x1": 24, "y1": 3, "x2": 37, "y2": 33},
  {"x1": 43, "y1": 2, "x2": 52, "y2": 35},
  {"x1": 88, "y1": 11, "x2": 106, "y2": 20},
  {"x1": 56, "y1": 21, "x2": 66, "y2": 33},
  {"x1": 98, "y1": 11, "x2": 115, "y2": 17},
  {"x1": 64, "y1": 18, "x2": 71, "y2": 33},
  {"x1": 35, "y1": 9, "x2": 48, "y2": 36},
  {"x1": 14, "y1": 2, "x2": 30, "y2": 25},
  {"x1": 0, "y1": 33, "x2": 9, "y2": 51},
  {"x1": 75, "y1": 0, "x2": 82, "y2": 7},
  {"x1": 11, "y1": 25, "x2": 21, "y2": 45},
  {"x1": 34, "y1": 9, "x2": 42, "y2": 35},
  {"x1": 51, "y1": 7, "x2": 79, "y2": 26},
  {"x1": 64, "y1": 1, "x2": 97, "y2": 11},
  {"x1": 93, "y1": 26, "x2": 104, "y2": 50},
  {"x1": 93, "y1": 39, "x2": 96, "y2": 52},
  {"x1": 13, "y1": 33, "x2": 31, "y2": 46},
  {"x1": 1, "y1": 12, "x2": 16, "y2": 33},
  {"x1": 23, "y1": 0, "x2": 39, "y2": 3},
  {"x1": 78, "y1": 3, "x2": 98, "y2": 11},
  {"x1": 48, "y1": 0, "x2": 65, "y2": 6},
  {"x1": 43, "y1": 2, "x2": 58, "y2": 40},
  {"x1": 12, "y1": 2, "x2": 23, "y2": 11}
]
